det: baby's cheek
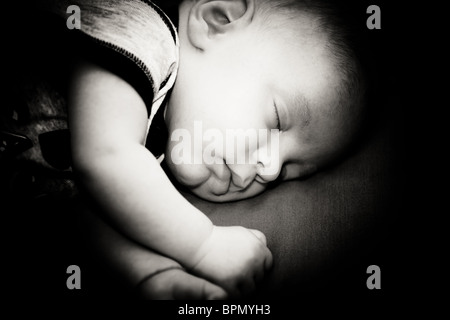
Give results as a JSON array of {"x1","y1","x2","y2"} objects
[{"x1": 168, "y1": 162, "x2": 211, "y2": 189}]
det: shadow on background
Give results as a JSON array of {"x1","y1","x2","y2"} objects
[{"x1": 1, "y1": 0, "x2": 426, "y2": 306}]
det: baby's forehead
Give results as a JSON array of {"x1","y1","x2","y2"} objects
[
  {"x1": 258, "y1": 9, "x2": 330, "y2": 44},
  {"x1": 276, "y1": 55, "x2": 344, "y2": 117},
  {"x1": 283, "y1": 72, "x2": 358, "y2": 144}
]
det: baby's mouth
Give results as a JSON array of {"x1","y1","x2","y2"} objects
[
  {"x1": 211, "y1": 178, "x2": 259, "y2": 199},
  {"x1": 191, "y1": 177, "x2": 244, "y2": 199},
  {"x1": 209, "y1": 178, "x2": 232, "y2": 196},
  {"x1": 229, "y1": 179, "x2": 255, "y2": 193}
]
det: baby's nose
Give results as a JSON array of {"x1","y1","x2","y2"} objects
[
  {"x1": 256, "y1": 161, "x2": 281, "y2": 182},
  {"x1": 254, "y1": 153, "x2": 281, "y2": 183}
]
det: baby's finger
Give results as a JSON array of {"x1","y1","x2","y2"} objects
[
  {"x1": 254, "y1": 247, "x2": 272, "y2": 283},
  {"x1": 249, "y1": 229, "x2": 267, "y2": 245},
  {"x1": 264, "y1": 247, "x2": 273, "y2": 271},
  {"x1": 172, "y1": 271, "x2": 228, "y2": 300},
  {"x1": 201, "y1": 281, "x2": 228, "y2": 300}
]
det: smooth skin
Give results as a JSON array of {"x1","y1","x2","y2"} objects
[
  {"x1": 69, "y1": 58, "x2": 271, "y2": 297},
  {"x1": 69, "y1": 0, "x2": 357, "y2": 298}
]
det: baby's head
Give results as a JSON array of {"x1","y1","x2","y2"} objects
[{"x1": 164, "y1": 0, "x2": 366, "y2": 202}]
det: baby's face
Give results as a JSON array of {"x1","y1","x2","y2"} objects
[{"x1": 165, "y1": 15, "x2": 355, "y2": 202}]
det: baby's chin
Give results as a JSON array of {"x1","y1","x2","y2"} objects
[
  {"x1": 188, "y1": 179, "x2": 267, "y2": 203},
  {"x1": 167, "y1": 161, "x2": 267, "y2": 202}
]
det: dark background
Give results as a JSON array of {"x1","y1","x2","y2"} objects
[{"x1": 2, "y1": 0, "x2": 434, "y2": 308}]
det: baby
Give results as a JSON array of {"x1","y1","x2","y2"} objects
[{"x1": 62, "y1": 0, "x2": 365, "y2": 298}]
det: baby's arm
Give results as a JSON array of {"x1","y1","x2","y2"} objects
[
  {"x1": 68, "y1": 59, "x2": 272, "y2": 296},
  {"x1": 80, "y1": 197, "x2": 228, "y2": 300},
  {"x1": 68, "y1": 59, "x2": 213, "y2": 265}
]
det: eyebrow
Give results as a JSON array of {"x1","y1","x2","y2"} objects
[{"x1": 291, "y1": 92, "x2": 311, "y2": 129}]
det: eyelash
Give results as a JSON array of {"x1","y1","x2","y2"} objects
[{"x1": 273, "y1": 102, "x2": 281, "y2": 130}]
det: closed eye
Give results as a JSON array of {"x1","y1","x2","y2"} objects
[{"x1": 273, "y1": 102, "x2": 281, "y2": 130}]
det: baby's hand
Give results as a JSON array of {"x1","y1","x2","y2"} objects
[
  {"x1": 136, "y1": 267, "x2": 228, "y2": 300},
  {"x1": 189, "y1": 226, "x2": 273, "y2": 298}
]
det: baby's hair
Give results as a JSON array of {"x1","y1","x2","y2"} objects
[{"x1": 256, "y1": 0, "x2": 368, "y2": 136}]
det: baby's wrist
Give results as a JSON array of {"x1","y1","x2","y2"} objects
[
  {"x1": 135, "y1": 265, "x2": 185, "y2": 289},
  {"x1": 165, "y1": 208, "x2": 215, "y2": 269},
  {"x1": 184, "y1": 225, "x2": 218, "y2": 271}
]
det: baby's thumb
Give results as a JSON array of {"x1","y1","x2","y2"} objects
[
  {"x1": 173, "y1": 273, "x2": 228, "y2": 300},
  {"x1": 190, "y1": 279, "x2": 228, "y2": 300},
  {"x1": 204, "y1": 283, "x2": 228, "y2": 300},
  {"x1": 249, "y1": 229, "x2": 267, "y2": 245}
]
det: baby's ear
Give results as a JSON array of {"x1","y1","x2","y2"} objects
[{"x1": 187, "y1": 0, "x2": 255, "y2": 50}]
